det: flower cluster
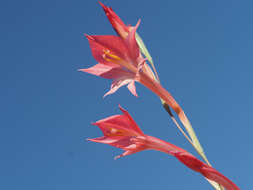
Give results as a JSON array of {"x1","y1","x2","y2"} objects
[{"x1": 81, "y1": 2, "x2": 240, "y2": 190}]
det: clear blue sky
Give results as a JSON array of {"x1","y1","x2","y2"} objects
[{"x1": 0, "y1": 0, "x2": 252, "y2": 189}]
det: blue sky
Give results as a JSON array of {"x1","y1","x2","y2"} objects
[{"x1": 0, "y1": 0, "x2": 252, "y2": 189}]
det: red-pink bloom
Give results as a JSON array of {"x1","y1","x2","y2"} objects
[
  {"x1": 80, "y1": 2, "x2": 189, "y2": 129},
  {"x1": 88, "y1": 106, "x2": 240, "y2": 190},
  {"x1": 80, "y1": 20, "x2": 155, "y2": 97},
  {"x1": 80, "y1": 2, "x2": 156, "y2": 97}
]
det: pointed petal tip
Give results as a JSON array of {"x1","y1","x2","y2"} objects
[
  {"x1": 114, "y1": 154, "x2": 123, "y2": 160},
  {"x1": 136, "y1": 19, "x2": 141, "y2": 27},
  {"x1": 91, "y1": 122, "x2": 98, "y2": 126},
  {"x1": 84, "y1": 34, "x2": 93, "y2": 40},
  {"x1": 103, "y1": 93, "x2": 108, "y2": 99},
  {"x1": 118, "y1": 104, "x2": 127, "y2": 113},
  {"x1": 118, "y1": 104, "x2": 122, "y2": 109},
  {"x1": 118, "y1": 104, "x2": 131, "y2": 115},
  {"x1": 131, "y1": 19, "x2": 141, "y2": 35},
  {"x1": 103, "y1": 86, "x2": 118, "y2": 98},
  {"x1": 127, "y1": 81, "x2": 138, "y2": 97},
  {"x1": 98, "y1": 1, "x2": 113, "y2": 14},
  {"x1": 78, "y1": 68, "x2": 90, "y2": 73},
  {"x1": 98, "y1": 1, "x2": 106, "y2": 9},
  {"x1": 87, "y1": 138, "x2": 98, "y2": 143}
]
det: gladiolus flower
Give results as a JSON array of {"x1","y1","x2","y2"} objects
[
  {"x1": 79, "y1": 20, "x2": 156, "y2": 97},
  {"x1": 80, "y1": 2, "x2": 157, "y2": 97},
  {"x1": 80, "y1": 2, "x2": 191, "y2": 131},
  {"x1": 80, "y1": 8, "x2": 183, "y2": 120},
  {"x1": 88, "y1": 106, "x2": 240, "y2": 190}
]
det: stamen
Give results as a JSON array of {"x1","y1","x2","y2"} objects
[
  {"x1": 103, "y1": 49, "x2": 121, "y2": 61},
  {"x1": 109, "y1": 128, "x2": 125, "y2": 136},
  {"x1": 106, "y1": 52, "x2": 121, "y2": 60},
  {"x1": 102, "y1": 49, "x2": 138, "y2": 74},
  {"x1": 110, "y1": 128, "x2": 117, "y2": 134}
]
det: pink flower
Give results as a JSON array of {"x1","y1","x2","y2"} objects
[
  {"x1": 80, "y1": 2, "x2": 157, "y2": 98},
  {"x1": 80, "y1": 2, "x2": 188, "y2": 127},
  {"x1": 80, "y1": 20, "x2": 155, "y2": 97},
  {"x1": 88, "y1": 106, "x2": 240, "y2": 190},
  {"x1": 88, "y1": 105, "x2": 147, "y2": 158}
]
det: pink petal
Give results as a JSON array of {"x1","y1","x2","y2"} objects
[
  {"x1": 93, "y1": 115, "x2": 124, "y2": 126},
  {"x1": 88, "y1": 136, "x2": 119, "y2": 144},
  {"x1": 88, "y1": 136, "x2": 133, "y2": 148},
  {"x1": 79, "y1": 63, "x2": 117, "y2": 78},
  {"x1": 127, "y1": 81, "x2": 138, "y2": 97},
  {"x1": 103, "y1": 78, "x2": 135, "y2": 97},
  {"x1": 94, "y1": 121, "x2": 139, "y2": 137},
  {"x1": 94, "y1": 115, "x2": 131, "y2": 131},
  {"x1": 125, "y1": 20, "x2": 141, "y2": 61},
  {"x1": 118, "y1": 105, "x2": 144, "y2": 135},
  {"x1": 79, "y1": 63, "x2": 134, "y2": 79},
  {"x1": 98, "y1": 1, "x2": 129, "y2": 39},
  {"x1": 114, "y1": 145, "x2": 147, "y2": 160},
  {"x1": 85, "y1": 34, "x2": 129, "y2": 63},
  {"x1": 110, "y1": 136, "x2": 134, "y2": 149},
  {"x1": 92, "y1": 106, "x2": 144, "y2": 136},
  {"x1": 88, "y1": 135, "x2": 146, "y2": 158}
]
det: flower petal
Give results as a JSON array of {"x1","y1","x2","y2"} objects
[
  {"x1": 88, "y1": 136, "x2": 133, "y2": 148},
  {"x1": 118, "y1": 105, "x2": 144, "y2": 135},
  {"x1": 79, "y1": 63, "x2": 134, "y2": 79},
  {"x1": 85, "y1": 34, "x2": 129, "y2": 64},
  {"x1": 125, "y1": 20, "x2": 141, "y2": 61},
  {"x1": 79, "y1": 63, "x2": 117, "y2": 78},
  {"x1": 88, "y1": 136, "x2": 119, "y2": 144},
  {"x1": 114, "y1": 145, "x2": 147, "y2": 160},
  {"x1": 127, "y1": 81, "x2": 138, "y2": 97},
  {"x1": 93, "y1": 111, "x2": 143, "y2": 138},
  {"x1": 103, "y1": 78, "x2": 135, "y2": 97},
  {"x1": 98, "y1": 1, "x2": 129, "y2": 39}
]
